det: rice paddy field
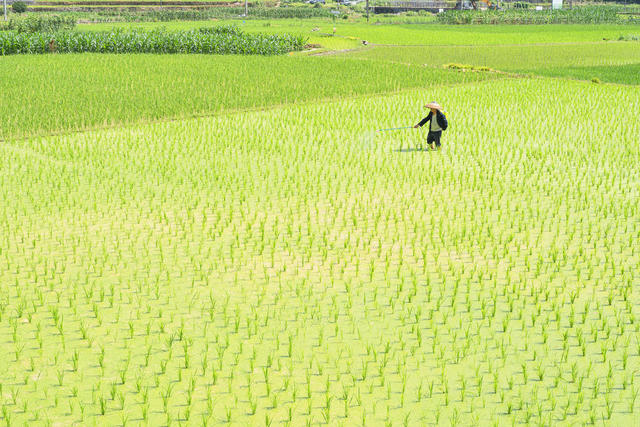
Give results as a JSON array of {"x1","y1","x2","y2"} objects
[{"x1": 1, "y1": 20, "x2": 640, "y2": 427}]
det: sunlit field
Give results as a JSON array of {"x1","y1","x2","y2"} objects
[{"x1": 1, "y1": 20, "x2": 639, "y2": 426}]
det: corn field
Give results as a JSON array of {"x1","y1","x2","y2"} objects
[{"x1": 0, "y1": 27, "x2": 307, "y2": 55}]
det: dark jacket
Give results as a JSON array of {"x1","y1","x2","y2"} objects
[{"x1": 418, "y1": 110, "x2": 448, "y2": 131}]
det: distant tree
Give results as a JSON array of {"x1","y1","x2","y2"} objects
[{"x1": 12, "y1": 1, "x2": 28, "y2": 13}]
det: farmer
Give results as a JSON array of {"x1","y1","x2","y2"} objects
[{"x1": 414, "y1": 102, "x2": 448, "y2": 150}]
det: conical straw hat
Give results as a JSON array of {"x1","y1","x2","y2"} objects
[{"x1": 425, "y1": 102, "x2": 443, "y2": 110}]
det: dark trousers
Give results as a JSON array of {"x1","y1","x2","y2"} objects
[{"x1": 427, "y1": 131, "x2": 442, "y2": 147}]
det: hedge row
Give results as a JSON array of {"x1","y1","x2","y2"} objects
[
  {"x1": 40, "y1": 6, "x2": 335, "y2": 23},
  {"x1": 436, "y1": 6, "x2": 637, "y2": 25},
  {"x1": 4, "y1": 15, "x2": 77, "y2": 33}
]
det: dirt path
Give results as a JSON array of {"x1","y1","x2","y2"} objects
[{"x1": 309, "y1": 47, "x2": 369, "y2": 56}]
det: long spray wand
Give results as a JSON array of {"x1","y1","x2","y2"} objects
[{"x1": 377, "y1": 126, "x2": 413, "y2": 132}]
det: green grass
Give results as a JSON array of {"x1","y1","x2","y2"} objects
[{"x1": 1, "y1": 77, "x2": 640, "y2": 426}]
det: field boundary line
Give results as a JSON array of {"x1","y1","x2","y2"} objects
[{"x1": 308, "y1": 47, "x2": 369, "y2": 56}]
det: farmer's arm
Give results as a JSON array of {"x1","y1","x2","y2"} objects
[{"x1": 414, "y1": 114, "x2": 431, "y2": 128}]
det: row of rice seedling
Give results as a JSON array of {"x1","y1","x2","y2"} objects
[
  {"x1": 0, "y1": 26, "x2": 307, "y2": 55},
  {"x1": 1, "y1": 77, "x2": 638, "y2": 425}
]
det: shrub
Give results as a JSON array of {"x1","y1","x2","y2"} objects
[
  {"x1": 436, "y1": 6, "x2": 624, "y2": 25},
  {"x1": 7, "y1": 15, "x2": 76, "y2": 33},
  {"x1": 12, "y1": 1, "x2": 27, "y2": 13},
  {"x1": 618, "y1": 34, "x2": 640, "y2": 41}
]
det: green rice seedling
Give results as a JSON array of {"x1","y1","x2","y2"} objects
[
  {"x1": 99, "y1": 396, "x2": 107, "y2": 416},
  {"x1": 629, "y1": 386, "x2": 638, "y2": 413},
  {"x1": 118, "y1": 391, "x2": 125, "y2": 410},
  {"x1": 161, "y1": 384, "x2": 173, "y2": 412},
  {"x1": 459, "y1": 376, "x2": 467, "y2": 402},
  {"x1": 206, "y1": 392, "x2": 214, "y2": 416},
  {"x1": 2, "y1": 406, "x2": 11, "y2": 427},
  {"x1": 119, "y1": 367, "x2": 128, "y2": 385},
  {"x1": 592, "y1": 378, "x2": 600, "y2": 400},
  {"x1": 141, "y1": 403, "x2": 149, "y2": 421},
  {"x1": 605, "y1": 397, "x2": 614, "y2": 419},
  {"x1": 248, "y1": 397, "x2": 257, "y2": 416}
]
